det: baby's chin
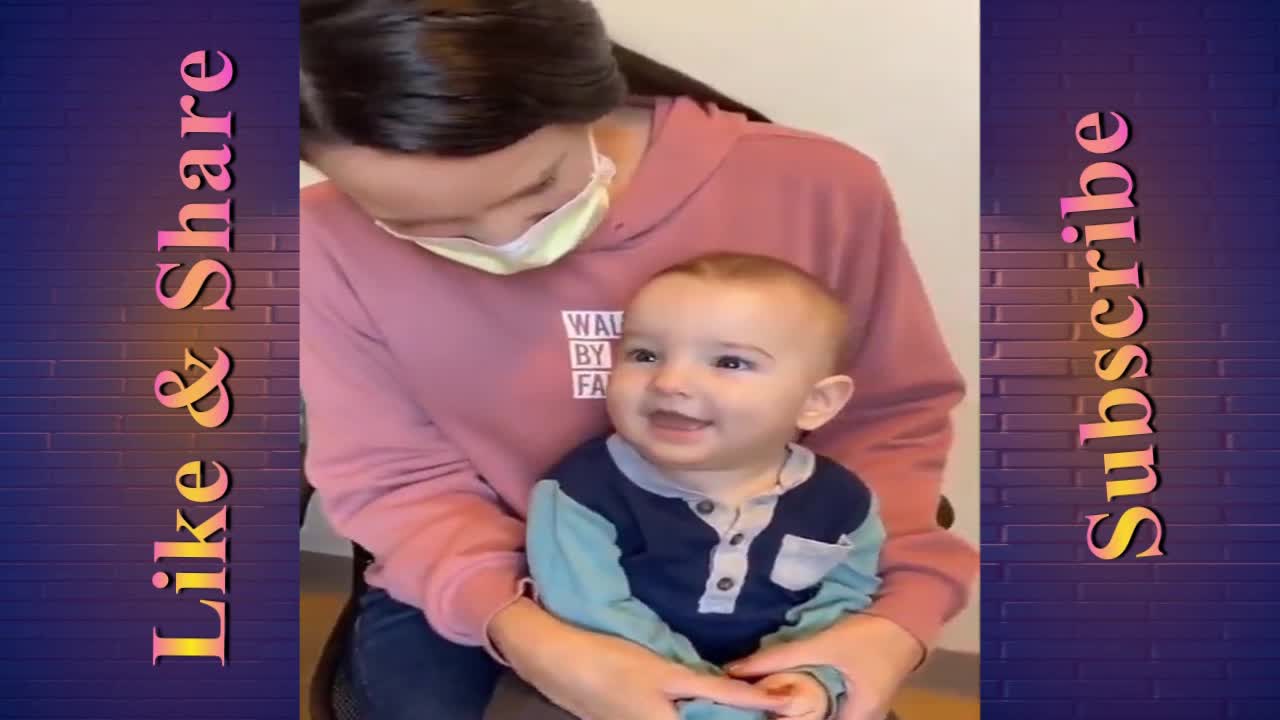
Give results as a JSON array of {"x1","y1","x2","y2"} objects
[
  {"x1": 632, "y1": 437, "x2": 711, "y2": 463},
  {"x1": 630, "y1": 438, "x2": 742, "y2": 476},
  {"x1": 618, "y1": 428, "x2": 712, "y2": 463}
]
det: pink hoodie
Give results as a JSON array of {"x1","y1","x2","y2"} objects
[{"x1": 301, "y1": 96, "x2": 977, "y2": 654}]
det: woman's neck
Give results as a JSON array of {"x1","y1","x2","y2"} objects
[{"x1": 593, "y1": 104, "x2": 653, "y2": 202}]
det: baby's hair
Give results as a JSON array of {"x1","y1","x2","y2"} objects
[{"x1": 650, "y1": 252, "x2": 850, "y2": 369}]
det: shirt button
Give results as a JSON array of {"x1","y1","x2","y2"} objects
[
  {"x1": 729, "y1": 533, "x2": 746, "y2": 546},
  {"x1": 716, "y1": 577, "x2": 735, "y2": 591},
  {"x1": 695, "y1": 500, "x2": 715, "y2": 515}
]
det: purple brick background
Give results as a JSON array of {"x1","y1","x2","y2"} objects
[
  {"x1": 982, "y1": 1, "x2": 1280, "y2": 718},
  {"x1": 0, "y1": 2, "x2": 299, "y2": 715}
]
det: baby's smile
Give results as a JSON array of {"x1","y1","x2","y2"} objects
[{"x1": 646, "y1": 409, "x2": 713, "y2": 442}]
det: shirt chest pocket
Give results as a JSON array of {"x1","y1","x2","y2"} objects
[{"x1": 769, "y1": 533, "x2": 853, "y2": 591}]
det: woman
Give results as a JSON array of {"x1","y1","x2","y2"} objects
[{"x1": 300, "y1": 1, "x2": 978, "y2": 719}]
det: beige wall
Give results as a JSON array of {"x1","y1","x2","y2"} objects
[{"x1": 301, "y1": 0, "x2": 980, "y2": 653}]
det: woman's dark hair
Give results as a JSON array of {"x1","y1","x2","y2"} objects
[
  {"x1": 611, "y1": 43, "x2": 768, "y2": 124},
  {"x1": 300, "y1": 0, "x2": 766, "y2": 159}
]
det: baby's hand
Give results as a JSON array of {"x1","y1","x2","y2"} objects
[{"x1": 755, "y1": 672, "x2": 829, "y2": 720}]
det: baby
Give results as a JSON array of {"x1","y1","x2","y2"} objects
[{"x1": 526, "y1": 252, "x2": 885, "y2": 720}]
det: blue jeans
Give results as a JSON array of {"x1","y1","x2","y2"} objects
[
  {"x1": 347, "y1": 589, "x2": 898, "y2": 720},
  {"x1": 348, "y1": 588, "x2": 503, "y2": 719}
]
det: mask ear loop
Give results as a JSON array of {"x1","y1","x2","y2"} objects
[
  {"x1": 588, "y1": 128, "x2": 602, "y2": 174},
  {"x1": 589, "y1": 130, "x2": 618, "y2": 188}
]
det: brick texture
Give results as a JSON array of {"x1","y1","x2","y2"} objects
[
  {"x1": 0, "y1": 1, "x2": 299, "y2": 714},
  {"x1": 982, "y1": 2, "x2": 1280, "y2": 717}
]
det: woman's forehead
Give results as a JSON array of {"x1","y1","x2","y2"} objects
[{"x1": 309, "y1": 124, "x2": 582, "y2": 219}]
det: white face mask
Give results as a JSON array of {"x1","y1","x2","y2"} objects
[{"x1": 376, "y1": 132, "x2": 615, "y2": 275}]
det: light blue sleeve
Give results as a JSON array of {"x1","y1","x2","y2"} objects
[
  {"x1": 526, "y1": 479, "x2": 716, "y2": 671},
  {"x1": 526, "y1": 480, "x2": 768, "y2": 720},
  {"x1": 757, "y1": 497, "x2": 887, "y2": 720}
]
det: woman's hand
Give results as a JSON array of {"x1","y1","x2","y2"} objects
[
  {"x1": 726, "y1": 614, "x2": 923, "y2": 720},
  {"x1": 490, "y1": 598, "x2": 789, "y2": 720},
  {"x1": 755, "y1": 672, "x2": 829, "y2": 720}
]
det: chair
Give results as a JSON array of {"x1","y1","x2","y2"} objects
[
  {"x1": 301, "y1": 444, "x2": 370, "y2": 720},
  {"x1": 302, "y1": 440, "x2": 955, "y2": 720}
]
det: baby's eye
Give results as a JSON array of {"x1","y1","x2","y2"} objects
[
  {"x1": 714, "y1": 355, "x2": 754, "y2": 371},
  {"x1": 626, "y1": 348, "x2": 658, "y2": 363}
]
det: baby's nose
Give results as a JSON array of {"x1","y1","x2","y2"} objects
[{"x1": 650, "y1": 362, "x2": 692, "y2": 396}]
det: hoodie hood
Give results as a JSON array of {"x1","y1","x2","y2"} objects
[{"x1": 595, "y1": 96, "x2": 753, "y2": 246}]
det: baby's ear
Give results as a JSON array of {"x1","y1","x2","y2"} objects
[{"x1": 796, "y1": 374, "x2": 854, "y2": 432}]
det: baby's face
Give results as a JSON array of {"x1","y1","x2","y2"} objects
[{"x1": 606, "y1": 274, "x2": 834, "y2": 473}]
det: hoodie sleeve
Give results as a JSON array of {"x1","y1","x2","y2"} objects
[
  {"x1": 300, "y1": 209, "x2": 527, "y2": 654},
  {"x1": 805, "y1": 163, "x2": 979, "y2": 653}
]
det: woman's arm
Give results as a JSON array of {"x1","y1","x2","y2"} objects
[
  {"x1": 807, "y1": 165, "x2": 978, "y2": 654},
  {"x1": 302, "y1": 211, "x2": 526, "y2": 653},
  {"x1": 728, "y1": 160, "x2": 979, "y2": 720}
]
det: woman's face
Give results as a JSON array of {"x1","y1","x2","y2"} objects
[{"x1": 306, "y1": 123, "x2": 596, "y2": 246}]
